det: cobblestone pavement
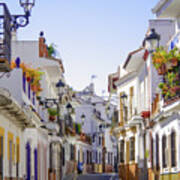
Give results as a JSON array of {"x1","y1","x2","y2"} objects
[{"x1": 63, "y1": 173, "x2": 119, "y2": 180}]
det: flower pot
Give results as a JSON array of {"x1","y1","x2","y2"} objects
[
  {"x1": 170, "y1": 58, "x2": 178, "y2": 67},
  {"x1": 26, "y1": 77, "x2": 31, "y2": 82},
  {"x1": 170, "y1": 86, "x2": 180, "y2": 94},
  {"x1": 49, "y1": 115, "x2": 56, "y2": 121},
  {"x1": 158, "y1": 64, "x2": 166, "y2": 75},
  {"x1": 37, "y1": 96, "x2": 41, "y2": 100}
]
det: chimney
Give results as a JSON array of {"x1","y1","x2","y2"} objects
[{"x1": 39, "y1": 31, "x2": 47, "y2": 57}]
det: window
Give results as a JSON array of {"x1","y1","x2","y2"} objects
[
  {"x1": 0, "y1": 136, "x2": 3, "y2": 179},
  {"x1": 70, "y1": 144, "x2": 75, "y2": 161},
  {"x1": 110, "y1": 153, "x2": 113, "y2": 165},
  {"x1": 150, "y1": 135, "x2": 154, "y2": 168},
  {"x1": 130, "y1": 137, "x2": 135, "y2": 161},
  {"x1": 120, "y1": 92, "x2": 124, "y2": 123},
  {"x1": 9, "y1": 140, "x2": 13, "y2": 177},
  {"x1": 16, "y1": 142, "x2": 20, "y2": 178},
  {"x1": 78, "y1": 150, "x2": 80, "y2": 162},
  {"x1": 108, "y1": 152, "x2": 110, "y2": 164},
  {"x1": 28, "y1": 83, "x2": 31, "y2": 100},
  {"x1": 171, "y1": 131, "x2": 176, "y2": 167},
  {"x1": 93, "y1": 134, "x2": 96, "y2": 143},
  {"x1": 87, "y1": 150, "x2": 89, "y2": 164},
  {"x1": 120, "y1": 140, "x2": 124, "y2": 163},
  {"x1": 89, "y1": 151, "x2": 92, "y2": 164},
  {"x1": 162, "y1": 135, "x2": 167, "y2": 168},
  {"x1": 99, "y1": 152, "x2": 101, "y2": 164},
  {"x1": 95, "y1": 151, "x2": 98, "y2": 164},
  {"x1": 22, "y1": 72, "x2": 26, "y2": 93},
  {"x1": 83, "y1": 152, "x2": 85, "y2": 163},
  {"x1": 155, "y1": 134, "x2": 159, "y2": 170},
  {"x1": 129, "y1": 86, "x2": 134, "y2": 117}
]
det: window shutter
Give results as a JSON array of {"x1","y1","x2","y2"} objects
[
  {"x1": 168, "y1": 134, "x2": 171, "y2": 168},
  {"x1": 126, "y1": 141, "x2": 129, "y2": 163},
  {"x1": 120, "y1": 92, "x2": 124, "y2": 125},
  {"x1": 129, "y1": 87, "x2": 134, "y2": 117}
]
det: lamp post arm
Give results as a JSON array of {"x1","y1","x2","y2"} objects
[{"x1": 11, "y1": 14, "x2": 30, "y2": 29}]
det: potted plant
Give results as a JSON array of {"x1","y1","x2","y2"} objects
[
  {"x1": 168, "y1": 47, "x2": 180, "y2": 67},
  {"x1": 47, "y1": 44, "x2": 57, "y2": 58},
  {"x1": 48, "y1": 108, "x2": 58, "y2": 121},
  {"x1": 75, "y1": 123, "x2": 81, "y2": 134}
]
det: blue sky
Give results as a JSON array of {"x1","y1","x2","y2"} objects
[{"x1": 5, "y1": 0, "x2": 159, "y2": 95}]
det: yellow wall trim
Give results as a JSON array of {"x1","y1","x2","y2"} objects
[
  {"x1": 8, "y1": 131, "x2": 14, "y2": 161},
  {"x1": 0, "y1": 126, "x2": 4, "y2": 157},
  {"x1": 16, "y1": 137, "x2": 20, "y2": 163},
  {"x1": 160, "y1": 172, "x2": 180, "y2": 180}
]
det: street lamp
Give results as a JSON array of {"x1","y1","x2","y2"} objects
[
  {"x1": 66, "y1": 103, "x2": 73, "y2": 114},
  {"x1": 19, "y1": 0, "x2": 35, "y2": 14},
  {"x1": 39, "y1": 79, "x2": 66, "y2": 135},
  {"x1": 144, "y1": 28, "x2": 160, "y2": 52},
  {"x1": 81, "y1": 114, "x2": 86, "y2": 125},
  {"x1": 106, "y1": 106, "x2": 110, "y2": 116},
  {"x1": 10, "y1": 0, "x2": 35, "y2": 29},
  {"x1": 120, "y1": 93, "x2": 127, "y2": 105},
  {"x1": 56, "y1": 79, "x2": 65, "y2": 99},
  {"x1": 0, "y1": 1, "x2": 35, "y2": 72}
]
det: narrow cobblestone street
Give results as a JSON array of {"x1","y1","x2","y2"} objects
[{"x1": 63, "y1": 173, "x2": 119, "y2": 180}]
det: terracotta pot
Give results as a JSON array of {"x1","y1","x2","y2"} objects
[
  {"x1": 158, "y1": 64, "x2": 166, "y2": 75},
  {"x1": 26, "y1": 77, "x2": 31, "y2": 82},
  {"x1": 171, "y1": 58, "x2": 178, "y2": 67},
  {"x1": 49, "y1": 115, "x2": 56, "y2": 121}
]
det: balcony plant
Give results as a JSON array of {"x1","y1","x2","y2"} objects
[
  {"x1": 48, "y1": 108, "x2": 58, "y2": 121},
  {"x1": 152, "y1": 47, "x2": 167, "y2": 75},
  {"x1": 75, "y1": 123, "x2": 82, "y2": 134},
  {"x1": 152, "y1": 47, "x2": 180, "y2": 75},
  {"x1": 153, "y1": 47, "x2": 180, "y2": 101},
  {"x1": 47, "y1": 43, "x2": 57, "y2": 58}
]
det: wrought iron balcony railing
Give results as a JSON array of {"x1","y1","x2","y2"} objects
[{"x1": 0, "y1": 3, "x2": 11, "y2": 71}]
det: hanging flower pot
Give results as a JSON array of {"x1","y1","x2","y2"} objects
[
  {"x1": 36, "y1": 96, "x2": 41, "y2": 101},
  {"x1": 49, "y1": 115, "x2": 56, "y2": 121},
  {"x1": 157, "y1": 64, "x2": 166, "y2": 75},
  {"x1": 170, "y1": 86, "x2": 180, "y2": 94},
  {"x1": 165, "y1": 61, "x2": 172, "y2": 71},
  {"x1": 26, "y1": 77, "x2": 31, "y2": 82},
  {"x1": 31, "y1": 85, "x2": 38, "y2": 92},
  {"x1": 170, "y1": 58, "x2": 178, "y2": 67}
]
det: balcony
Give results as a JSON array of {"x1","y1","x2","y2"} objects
[
  {"x1": 65, "y1": 122, "x2": 82, "y2": 136},
  {"x1": 152, "y1": 47, "x2": 180, "y2": 107},
  {"x1": 0, "y1": 3, "x2": 11, "y2": 72},
  {"x1": 0, "y1": 88, "x2": 38, "y2": 127}
]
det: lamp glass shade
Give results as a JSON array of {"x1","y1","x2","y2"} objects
[
  {"x1": 81, "y1": 114, "x2": 85, "y2": 124},
  {"x1": 56, "y1": 80, "x2": 65, "y2": 95},
  {"x1": 106, "y1": 106, "x2": 110, "y2": 115},
  {"x1": 66, "y1": 103, "x2": 73, "y2": 114},
  {"x1": 120, "y1": 93, "x2": 127, "y2": 105},
  {"x1": 145, "y1": 29, "x2": 160, "y2": 51},
  {"x1": 19, "y1": 0, "x2": 35, "y2": 12}
]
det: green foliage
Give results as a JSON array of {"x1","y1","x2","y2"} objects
[
  {"x1": 155, "y1": 47, "x2": 180, "y2": 100},
  {"x1": 48, "y1": 108, "x2": 58, "y2": 116},
  {"x1": 47, "y1": 43, "x2": 57, "y2": 58}
]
